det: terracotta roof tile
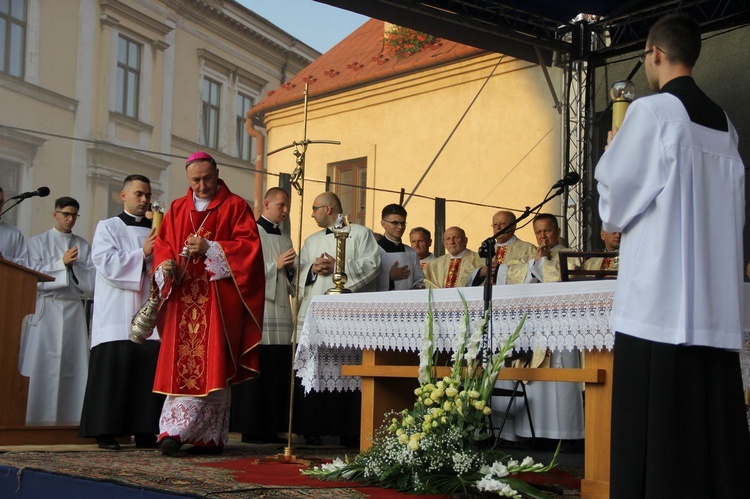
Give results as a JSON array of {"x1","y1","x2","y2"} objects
[{"x1": 249, "y1": 19, "x2": 484, "y2": 117}]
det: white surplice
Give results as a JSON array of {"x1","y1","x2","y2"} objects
[
  {"x1": 297, "y1": 223, "x2": 380, "y2": 330},
  {"x1": 596, "y1": 93, "x2": 744, "y2": 350},
  {"x1": 376, "y1": 238, "x2": 425, "y2": 291},
  {"x1": 258, "y1": 221, "x2": 295, "y2": 345},
  {"x1": 90, "y1": 217, "x2": 157, "y2": 347},
  {"x1": 20, "y1": 228, "x2": 95, "y2": 423},
  {"x1": 0, "y1": 220, "x2": 28, "y2": 266}
]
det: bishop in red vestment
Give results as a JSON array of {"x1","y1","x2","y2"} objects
[{"x1": 153, "y1": 151, "x2": 264, "y2": 456}]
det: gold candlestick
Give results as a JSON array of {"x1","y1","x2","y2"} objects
[
  {"x1": 611, "y1": 80, "x2": 635, "y2": 131},
  {"x1": 326, "y1": 214, "x2": 352, "y2": 295},
  {"x1": 151, "y1": 201, "x2": 164, "y2": 232}
]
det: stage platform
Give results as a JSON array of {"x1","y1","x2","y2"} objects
[{"x1": 0, "y1": 434, "x2": 582, "y2": 498}]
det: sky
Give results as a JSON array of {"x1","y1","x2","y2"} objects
[{"x1": 237, "y1": 0, "x2": 370, "y2": 53}]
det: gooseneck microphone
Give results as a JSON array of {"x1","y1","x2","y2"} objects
[
  {"x1": 9, "y1": 186, "x2": 51, "y2": 200},
  {"x1": 552, "y1": 172, "x2": 581, "y2": 190}
]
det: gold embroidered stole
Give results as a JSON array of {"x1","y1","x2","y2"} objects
[{"x1": 445, "y1": 258, "x2": 462, "y2": 288}]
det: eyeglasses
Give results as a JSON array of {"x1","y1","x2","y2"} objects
[
  {"x1": 639, "y1": 46, "x2": 665, "y2": 63},
  {"x1": 383, "y1": 220, "x2": 407, "y2": 227},
  {"x1": 55, "y1": 211, "x2": 80, "y2": 219},
  {"x1": 311, "y1": 205, "x2": 328, "y2": 212}
]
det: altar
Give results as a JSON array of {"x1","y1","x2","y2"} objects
[
  {"x1": 295, "y1": 280, "x2": 750, "y2": 499},
  {"x1": 296, "y1": 280, "x2": 615, "y2": 497}
]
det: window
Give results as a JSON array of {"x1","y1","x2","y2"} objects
[
  {"x1": 328, "y1": 158, "x2": 367, "y2": 225},
  {"x1": 116, "y1": 36, "x2": 141, "y2": 118},
  {"x1": 235, "y1": 93, "x2": 254, "y2": 162},
  {"x1": 0, "y1": 160, "x2": 21, "y2": 226},
  {"x1": 0, "y1": 0, "x2": 26, "y2": 78},
  {"x1": 201, "y1": 78, "x2": 221, "y2": 149}
]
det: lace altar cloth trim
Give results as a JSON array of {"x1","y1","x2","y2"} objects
[{"x1": 296, "y1": 281, "x2": 616, "y2": 393}]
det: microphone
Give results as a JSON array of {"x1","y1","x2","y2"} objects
[
  {"x1": 9, "y1": 186, "x2": 51, "y2": 201},
  {"x1": 552, "y1": 172, "x2": 580, "y2": 190}
]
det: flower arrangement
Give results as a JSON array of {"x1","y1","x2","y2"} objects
[
  {"x1": 303, "y1": 291, "x2": 558, "y2": 497},
  {"x1": 384, "y1": 25, "x2": 437, "y2": 58}
]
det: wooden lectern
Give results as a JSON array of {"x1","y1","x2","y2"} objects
[{"x1": 0, "y1": 259, "x2": 92, "y2": 445}]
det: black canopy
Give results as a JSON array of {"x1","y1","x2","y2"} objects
[{"x1": 317, "y1": 1, "x2": 750, "y2": 64}]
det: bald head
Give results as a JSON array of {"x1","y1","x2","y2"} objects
[
  {"x1": 443, "y1": 226, "x2": 468, "y2": 257},
  {"x1": 311, "y1": 191, "x2": 343, "y2": 229},
  {"x1": 492, "y1": 210, "x2": 517, "y2": 244}
]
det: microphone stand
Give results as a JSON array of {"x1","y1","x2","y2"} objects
[
  {"x1": 477, "y1": 185, "x2": 568, "y2": 358},
  {"x1": 0, "y1": 199, "x2": 23, "y2": 217}
]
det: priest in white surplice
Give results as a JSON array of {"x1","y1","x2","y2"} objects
[
  {"x1": 376, "y1": 204, "x2": 424, "y2": 291},
  {"x1": 0, "y1": 185, "x2": 28, "y2": 266},
  {"x1": 20, "y1": 197, "x2": 95, "y2": 423},
  {"x1": 596, "y1": 14, "x2": 749, "y2": 498},
  {"x1": 499, "y1": 213, "x2": 584, "y2": 443},
  {"x1": 231, "y1": 187, "x2": 296, "y2": 444},
  {"x1": 469, "y1": 210, "x2": 536, "y2": 286},
  {"x1": 423, "y1": 226, "x2": 481, "y2": 288},
  {"x1": 294, "y1": 191, "x2": 380, "y2": 445}
]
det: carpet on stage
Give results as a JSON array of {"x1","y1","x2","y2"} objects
[{"x1": 0, "y1": 445, "x2": 582, "y2": 497}]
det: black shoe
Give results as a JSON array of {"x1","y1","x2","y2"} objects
[
  {"x1": 96, "y1": 435, "x2": 120, "y2": 451},
  {"x1": 185, "y1": 445, "x2": 223, "y2": 455},
  {"x1": 134, "y1": 433, "x2": 158, "y2": 449},
  {"x1": 160, "y1": 437, "x2": 183, "y2": 457},
  {"x1": 304, "y1": 435, "x2": 323, "y2": 446},
  {"x1": 241, "y1": 433, "x2": 287, "y2": 444}
]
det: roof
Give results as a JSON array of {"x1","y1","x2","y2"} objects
[{"x1": 249, "y1": 19, "x2": 484, "y2": 117}]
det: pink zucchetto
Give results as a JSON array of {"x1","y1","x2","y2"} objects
[{"x1": 185, "y1": 151, "x2": 216, "y2": 167}]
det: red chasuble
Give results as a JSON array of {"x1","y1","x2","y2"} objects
[{"x1": 153, "y1": 181, "x2": 264, "y2": 396}]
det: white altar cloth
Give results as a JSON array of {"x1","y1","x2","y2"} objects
[{"x1": 295, "y1": 280, "x2": 617, "y2": 393}]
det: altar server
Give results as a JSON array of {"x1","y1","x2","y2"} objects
[
  {"x1": 20, "y1": 197, "x2": 95, "y2": 423},
  {"x1": 0, "y1": 185, "x2": 28, "y2": 266},
  {"x1": 376, "y1": 204, "x2": 424, "y2": 291},
  {"x1": 79, "y1": 175, "x2": 164, "y2": 450},
  {"x1": 231, "y1": 187, "x2": 296, "y2": 443},
  {"x1": 596, "y1": 14, "x2": 749, "y2": 498},
  {"x1": 295, "y1": 191, "x2": 380, "y2": 445}
]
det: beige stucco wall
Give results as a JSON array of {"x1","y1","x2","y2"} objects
[
  {"x1": 0, "y1": 0, "x2": 317, "y2": 242},
  {"x1": 261, "y1": 52, "x2": 564, "y2": 254}
]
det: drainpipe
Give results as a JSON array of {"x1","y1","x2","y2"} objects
[{"x1": 246, "y1": 112, "x2": 265, "y2": 217}]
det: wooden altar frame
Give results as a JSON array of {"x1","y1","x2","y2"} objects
[{"x1": 341, "y1": 347, "x2": 613, "y2": 499}]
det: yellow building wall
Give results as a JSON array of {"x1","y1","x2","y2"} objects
[{"x1": 262, "y1": 53, "x2": 563, "y2": 254}]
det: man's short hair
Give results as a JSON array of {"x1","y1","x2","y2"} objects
[
  {"x1": 648, "y1": 14, "x2": 701, "y2": 68},
  {"x1": 533, "y1": 213, "x2": 559, "y2": 229},
  {"x1": 381, "y1": 203, "x2": 407, "y2": 219},
  {"x1": 264, "y1": 187, "x2": 290, "y2": 201},
  {"x1": 55, "y1": 196, "x2": 79, "y2": 210},
  {"x1": 123, "y1": 174, "x2": 151, "y2": 188},
  {"x1": 410, "y1": 227, "x2": 431, "y2": 240}
]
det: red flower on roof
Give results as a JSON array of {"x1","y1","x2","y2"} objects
[{"x1": 384, "y1": 26, "x2": 437, "y2": 58}]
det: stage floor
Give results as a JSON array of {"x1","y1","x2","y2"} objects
[{"x1": 0, "y1": 434, "x2": 583, "y2": 498}]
